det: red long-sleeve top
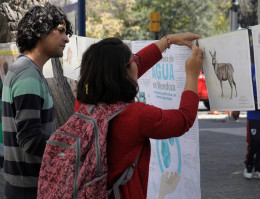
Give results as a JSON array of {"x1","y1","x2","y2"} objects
[{"x1": 74, "y1": 43, "x2": 199, "y2": 199}]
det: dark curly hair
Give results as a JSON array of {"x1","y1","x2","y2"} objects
[
  {"x1": 77, "y1": 38, "x2": 138, "y2": 105},
  {"x1": 16, "y1": 2, "x2": 73, "y2": 53}
]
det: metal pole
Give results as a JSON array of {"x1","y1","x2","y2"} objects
[
  {"x1": 78, "y1": 0, "x2": 86, "y2": 36},
  {"x1": 155, "y1": 32, "x2": 159, "y2": 40},
  {"x1": 229, "y1": 0, "x2": 239, "y2": 31},
  {"x1": 258, "y1": 0, "x2": 260, "y2": 24}
]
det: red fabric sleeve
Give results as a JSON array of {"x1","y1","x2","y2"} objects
[
  {"x1": 74, "y1": 99, "x2": 81, "y2": 112},
  {"x1": 138, "y1": 90, "x2": 199, "y2": 139},
  {"x1": 107, "y1": 90, "x2": 199, "y2": 199},
  {"x1": 137, "y1": 43, "x2": 162, "y2": 78}
]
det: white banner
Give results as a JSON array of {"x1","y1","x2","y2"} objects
[
  {"x1": 0, "y1": 42, "x2": 19, "y2": 81},
  {"x1": 199, "y1": 29, "x2": 254, "y2": 111},
  {"x1": 62, "y1": 35, "x2": 78, "y2": 80},
  {"x1": 132, "y1": 41, "x2": 201, "y2": 199}
]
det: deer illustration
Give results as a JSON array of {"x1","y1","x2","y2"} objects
[{"x1": 209, "y1": 50, "x2": 237, "y2": 99}]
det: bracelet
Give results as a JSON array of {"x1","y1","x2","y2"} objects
[{"x1": 162, "y1": 35, "x2": 171, "y2": 49}]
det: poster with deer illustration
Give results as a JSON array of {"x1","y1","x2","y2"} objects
[{"x1": 198, "y1": 29, "x2": 255, "y2": 111}]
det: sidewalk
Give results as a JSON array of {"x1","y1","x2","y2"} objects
[{"x1": 199, "y1": 116, "x2": 260, "y2": 199}]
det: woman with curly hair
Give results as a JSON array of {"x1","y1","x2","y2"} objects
[
  {"x1": 73, "y1": 33, "x2": 202, "y2": 198},
  {"x1": 1, "y1": 2, "x2": 72, "y2": 199}
]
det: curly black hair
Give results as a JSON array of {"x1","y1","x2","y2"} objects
[{"x1": 16, "y1": 2, "x2": 73, "y2": 53}]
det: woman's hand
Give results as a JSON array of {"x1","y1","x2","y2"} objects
[
  {"x1": 184, "y1": 45, "x2": 203, "y2": 93},
  {"x1": 167, "y1": 32, "x2": 201, "y2": 48},
  {"x1": 155, "y1": 32, "x2": 201, "y2": 53},
  {"x1": 186, "y1": 45, "x2": 203, "y2": 78},
  {"x1": 154, "y1": 32, "x2": 203, "y2": 94}
]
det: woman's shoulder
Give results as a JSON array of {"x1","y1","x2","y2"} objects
[
  {"x1": 125, "y1": 102, "x2": 159, "y2": 116},
  {"x1": 127, "y1": 102, "x2": 151, "y2": 109}
]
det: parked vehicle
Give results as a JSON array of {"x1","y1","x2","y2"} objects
[{"x1": 198, "y1": 72, "x2": 210, "y2": 110}]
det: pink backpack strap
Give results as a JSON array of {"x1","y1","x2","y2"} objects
[
  {"x1": 73, "y1": 104, "x2": 128, "y2": 177},
  {"x1": 73, "y1": 112, "x2": 102, "y2": 177},
  {"x1": 87, "y1": 104, "x2": 127, "y2": 118},
  {"x1": 74, "y1": 102, "x2": 142, "y2": 199}
]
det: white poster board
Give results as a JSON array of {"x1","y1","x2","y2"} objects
[
  {"x1": 250, "y1": 24, "x2": 260, "y2": 108},
  {"x1": 0, "y1": 42, "x2": 19, "y2": 81},
  {"x1": 62, "y1": 36, "x2": 101, "y2": 80},
  {"x1": 66, "y1": 36, "x2": 132, "y2": 81},
  {"x1": 63, "y1": 35, "x2": 78, "y2": 80},
  {"x1": 132, "y1": 41, "x2": 201, "y2": 199},
  {"x1": 43, "y1": 59, "x2": 54, "y2": 78},
  {"x1": 199, "y1": 29, "x2": 254, "y2": 111},
  {"x1": 77, "y1": 36, "x2": 101, "y2": 78}
]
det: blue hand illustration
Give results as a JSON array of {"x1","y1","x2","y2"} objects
[
  {"x1": 161, "y1": 140, "x2": 171, "y2": 169},
  {"x1": 156, "y1": 138, "x2": 182, "y2": 175},
  {"x1": 168, "y1": 138, "x2": 174, "y2": 146}
]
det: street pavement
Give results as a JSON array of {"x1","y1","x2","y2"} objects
[
  {"x1": 0, "y1": 103, "x2": 259, "y2": 198},
  {"x1": 199, "y1": 104, "x2": 260, "y2": 199}
]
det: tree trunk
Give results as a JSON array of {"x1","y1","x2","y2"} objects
[
  {"x1": 0, "y1": 0, "x2": 45, "y2": 42},
  {"x1": 46, "y1": 59, "x2": 75, "y2": 128}
]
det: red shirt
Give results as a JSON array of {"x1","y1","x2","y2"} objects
[{"x1": 74, "y1": 43, "x2": 199, "y2": 199}]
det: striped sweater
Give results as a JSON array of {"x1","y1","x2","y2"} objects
[{"x1": 2, "y1": 55, "x2": 55, "y2": 199}]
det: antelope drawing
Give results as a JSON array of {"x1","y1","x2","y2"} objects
[{"x1": 209, "y1": 50, "x2": 237, "y2": 99}]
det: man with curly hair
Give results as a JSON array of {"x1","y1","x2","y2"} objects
[{"x1": 1, "y1": 2, "x2": 73, "y2": 199}]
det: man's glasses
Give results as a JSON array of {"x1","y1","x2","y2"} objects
[{"x1": 125, "y1": 54, "x2": 141, "y2": 66}]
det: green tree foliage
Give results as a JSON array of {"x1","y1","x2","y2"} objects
[
  {"x1": 85, "y1": 0, "x2": 135, "y2": 38},
  {"x1": 120, "y1": 0, "x2": 154, "y2": 40},
  {"x1": 127, "y1": 0, "x2": 230, "y2": 39},
  {"x1": 86, "y1": 0, "x2": 230, "y2": 40}
]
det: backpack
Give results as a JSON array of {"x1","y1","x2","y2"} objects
[{"x1": 37, "y1": 102, "x2": 141, "y2": 199}]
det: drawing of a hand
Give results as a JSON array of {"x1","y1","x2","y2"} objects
[
  {"x1": 64, "y1": 47, "x2": 72, "y2": 64},
  {"x1": 158, "y1": 171, "x2": 180, "y2": 199}
]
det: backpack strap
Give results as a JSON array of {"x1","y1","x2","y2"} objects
[
  {"x1": 107, "y1": 149, "x2": 142, "y2": 199},
  {"x1": 73, "y1": 112, "x2": 102, "y2": 177},
  {"x1": 88, "y1": 104, "x2": 127, "y2": 117},
  {"x1": 88, "y1": 104, "x2": 105, "y2": 114},
  {"x1": 108, "y1": 106, "x2": 127, "y2": 121},
  {"x1": 88, "y1": 105, "x2": 96, "y2": 114}
]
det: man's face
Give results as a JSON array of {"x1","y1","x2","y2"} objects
[{"x1": 40, "y1": 20, "x2": 69, "y2": 58}]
